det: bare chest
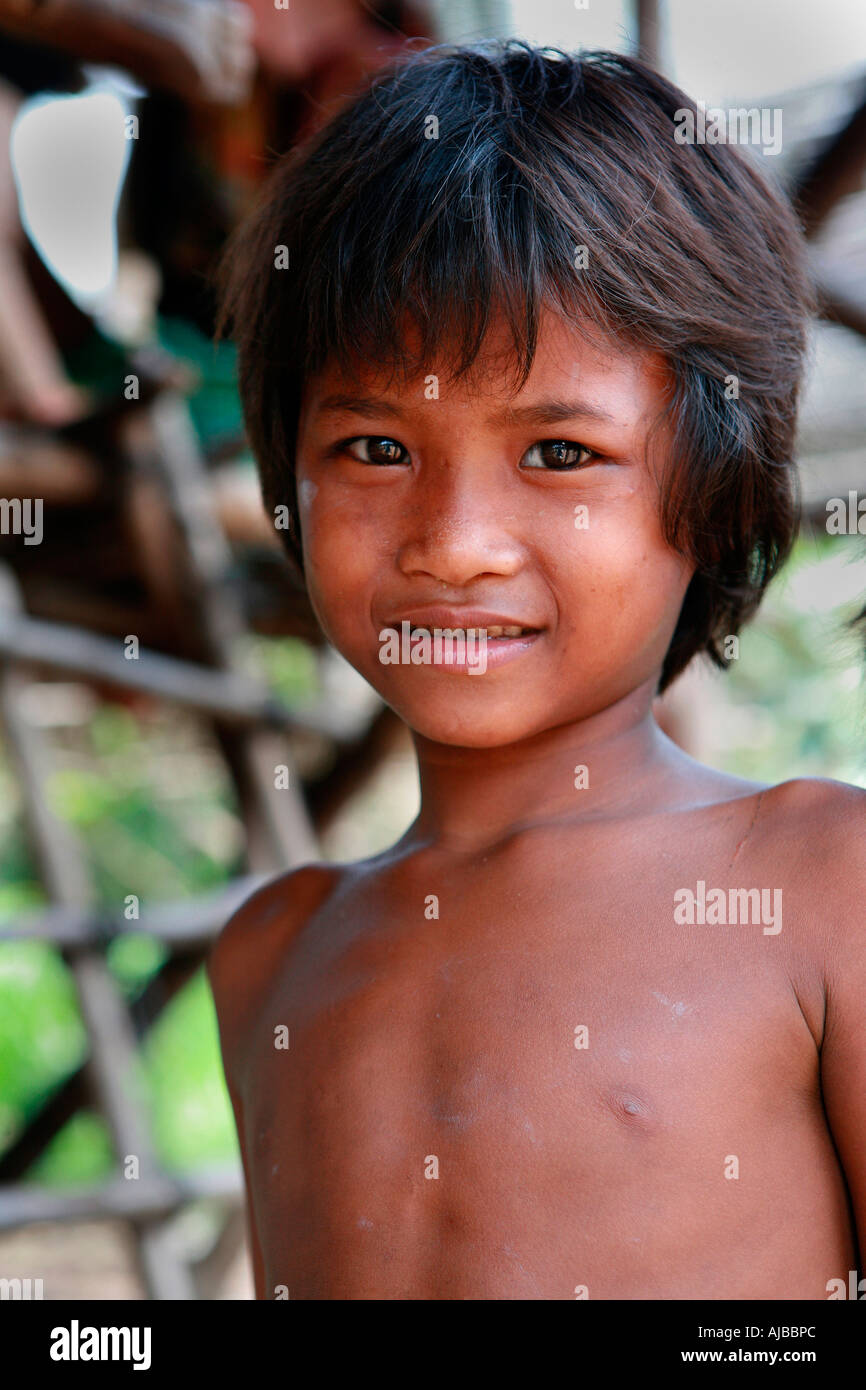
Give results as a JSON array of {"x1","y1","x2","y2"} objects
[{"x1": 237, "y1": 861, "x2": 848, "y2": 1297}]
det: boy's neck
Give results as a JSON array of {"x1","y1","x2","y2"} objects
[{"x1": 409, "y1": 682, "x2": 693, "y2": 853}]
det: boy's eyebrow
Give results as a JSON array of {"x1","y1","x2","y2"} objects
[
  {"x1": 498, "y1": 399, "x2": 617, "y2": 427},
  {"x1": 314, "y1": 393, "x2": 618, "y2": 426}
]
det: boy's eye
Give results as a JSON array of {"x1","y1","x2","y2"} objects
[
  {"x1": 338, "y1": 436, "x2": 598, "y2": 470},
  {"x1": 343, "y1": 436, "x2": 408, "y2": 465},
  {"x1": 520, "y1": 440, "x2": 597, "y2": 470}
]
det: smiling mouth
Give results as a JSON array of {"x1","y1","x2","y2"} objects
[{"x1": 406, "y1": 624, "x2": 538, "y2": 639}]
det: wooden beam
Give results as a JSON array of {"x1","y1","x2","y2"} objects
[
  {"x1": 635, "y1": 0, "x2": 661, "y2": 71},
  {"x1": 815, "y1": 278, "x2": 866, "y2": 339},
  {"x1": 0, "y1": 1166, "x2": 242, "y2": 1230},
  {"x1": 0, "y1": 874, "x2": 269, "y2": 946},
  {"x1": 0, "y1": 602, "x2": 358, "y2": 738},
  {"x1": 0, "y1": 564, "x2": 197, "y2": 1296},
  {"x1": 793, "y1": 91, "x2": 866, "y2": 238},
  {"x1": 0, "y1": 1072, "x2": 90, "y2": 1183}
]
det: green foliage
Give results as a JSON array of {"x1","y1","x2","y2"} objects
[
  {"x1": 26, "y1": 1112, "x2": 114, "y2": 1186},
  {"x1": 143, "y1": 969, "x2": 237, "y2": 1171},
  {"x1": 234, "y1": 634, "x2": 318, "y2": 704},
  {"x1": 0, "y1": 942, "x2": 88, "y2": 1152},
  {"x1": 712, "y1": 532, "x2": 866, "y2": 786}
]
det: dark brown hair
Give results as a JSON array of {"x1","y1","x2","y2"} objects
[{"x1": 215, "y1": 38, "x2": 816, "y2": 693}]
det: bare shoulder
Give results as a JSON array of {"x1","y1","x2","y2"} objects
[
  {"x1": 759, "y1": 775, "x2": 866, "y2": 854},
  {"x1": 207, "y1": 861, "x2": 343, "y2": 1084},
  {"x1": 756, "y1": 775, "x2": 866, "y2": 936}
]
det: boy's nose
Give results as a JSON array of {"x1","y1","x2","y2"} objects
[{"x1": 396, "y1": 487, "x2": 525, "y2": 586}]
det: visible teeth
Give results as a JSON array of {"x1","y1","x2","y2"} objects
[{"x1": 409, "y1": 624, "x2": 529, "y2": 638}]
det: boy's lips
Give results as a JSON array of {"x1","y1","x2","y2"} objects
[
  {"x1": 382, "y1": 607, "x2": 544, "y2": 636},
  {"x1": 377, "y1": 608, "x2": 545, "y2": 671}
]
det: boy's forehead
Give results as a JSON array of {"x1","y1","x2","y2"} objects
[{"x1": 301, "y1": 310, "x2": 671, "y2": 430}]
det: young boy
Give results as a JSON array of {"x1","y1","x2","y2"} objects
[{"x1": 209, "y1": 40, "x2": 866, "y2": 1300}]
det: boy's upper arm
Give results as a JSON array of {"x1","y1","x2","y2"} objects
[
  {"x1": 206, "y1": 862, "x2": 340, "y2": 1078},
  {"x1": 809, "y1": 780, "x2": 866, "y2": 1259},
  {"x1": 206, "y1": 862, "x2": 341, "y2": 1298}
]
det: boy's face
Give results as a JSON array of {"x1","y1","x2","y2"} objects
[{"x1": 295, "y1": 309, "x2": 695, "y2": 748}]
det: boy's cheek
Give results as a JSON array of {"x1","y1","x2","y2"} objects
[
  {"x1": 556, "y1": 544, "x2": 693, "y2": 679},
  {"x1": 300, "y1": 529, "x2": 384, "y2": 658},
  {"x1": 300, "y1": 488, "x2": 374, "y2": 576},
  {"x1": 557, "y1": 522, "x2": 691, "y2": 605}
]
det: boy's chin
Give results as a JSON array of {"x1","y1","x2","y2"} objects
[
  {"x1": 372, "y1": 668, "x2": 660, "y2": 748},
  {"x1": 384, "y1": 698, "x2": 550, "y2": 751},
  {"x1": 410, "y1": 720, "x2": 540, "y2": 750}
]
